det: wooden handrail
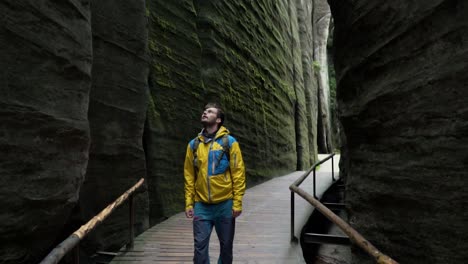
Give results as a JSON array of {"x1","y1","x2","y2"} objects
[
  {"x1": 289, "y1": 157, "x2": 398, "y2": 264},
  {"x1": 292, "y1": 153, "x2": 335, "y2": 187},
  {"x1": 39, "y1": 178, "x2": 145, "y2": 264}
]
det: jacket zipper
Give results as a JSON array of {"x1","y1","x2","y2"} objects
[
  {"x1": 225, "y1": 150, "x2": 232, "y2": 181},
  {"x1": 207, "y1": 141, "x2": 214, "y2": 202}
]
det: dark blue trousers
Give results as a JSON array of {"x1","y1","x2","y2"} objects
[{"x1": 193, "y1": 200, "x2": 235, "y2": 264}]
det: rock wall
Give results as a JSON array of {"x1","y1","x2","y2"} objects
[
  {"x1": 0, "y1": 0, "x2": 150, "y2": 262},
  {"x1": 144, "y1": 0, "x2": 205, "y2": 224},
  {"x1": 313, "y1": 0, "x2": 333, "y2": 153},
  {"x1": 296, "y1": 0, "x2": 318, "y2": 168},
  {"x1": 145, "y1": 0, "x2": 320, "y2": 222},
  {"x1": 0, "y1": 1, "x2": 92, "y2": 263},
  {"x1": 78, "y1": 0, "x2": 150, "y2": 250},
  {"x1": 329, "y1": 0, "x2": 468, "y2": 263}
]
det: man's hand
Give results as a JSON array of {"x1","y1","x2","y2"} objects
[
  {"x1": 232, "y1": 209, "x2": 242, "y2": 218},
  {"x1": 185, "y1": 208, "x2": 194, "y2": 218}
]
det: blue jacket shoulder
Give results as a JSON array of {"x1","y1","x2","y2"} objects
[
  {"x1": 189, "y1": 137, "x2": 199, "y2": 150},
  {"x1": 225, "y1": 135, "x2": 237, "y2": 147}
]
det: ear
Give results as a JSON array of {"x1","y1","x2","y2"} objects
[{"x1": 216, "y1": 117, "x2": 222, "y2": 124}]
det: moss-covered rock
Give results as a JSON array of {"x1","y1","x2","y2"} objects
[
  {"x1": 145, "y1": 0, "x2": 320, "y2": 223},
  {"x1": 145, "y1": 0, "x2": 206, "y2": 224}
]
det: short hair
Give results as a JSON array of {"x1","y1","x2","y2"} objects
[{"x1": 204, "y1": 102, "x2": 225, "y2": 126}]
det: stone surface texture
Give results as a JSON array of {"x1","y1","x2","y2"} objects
[
  {"x1": 144, "y1": 0, "x2": 205, "y2": 224},
  {"x1": 0, "y1": 1, "x2": 92, "y2": 263},
  {"x1": 313, "y1": 0, "x2": 333, "y2": 153},
  {"x1": 329, "y1": 0, "x2": 468, "y2": 263},
  {"x1": 78, "y1": 0, "x2": 150, "y2": 251},
  {"x1": 296, "y1": 0, "x2": 318, "y2": 168}
]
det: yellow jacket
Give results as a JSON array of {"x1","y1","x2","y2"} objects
[{"x1": 184, "y1": 126, "x2": 246, "y2": 211}]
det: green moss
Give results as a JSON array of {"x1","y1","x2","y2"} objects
[
  {"x1": 313, "y1": 60, "x2": 321, "y2": 71},
  {"x1": 147, "y1": 94, "x2": 160, "y2": 121},
  {"x1": 155, "y1": 16, "x2": 175, "y2": 31}
]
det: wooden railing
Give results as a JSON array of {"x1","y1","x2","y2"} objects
[
  {"x1": 289, "y1": 155, "x2": 399, "y2": 264},
  {"x1": 39, "y1": 178, "x2": 145, "y2": 264}
]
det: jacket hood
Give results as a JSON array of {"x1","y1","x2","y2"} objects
[{"x1": 198, "y1": 126, "x2": 230, "y2": 142}]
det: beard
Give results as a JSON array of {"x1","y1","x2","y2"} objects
[{"x1": 201, "y1": 117, "x2": 218, "y2": 127}]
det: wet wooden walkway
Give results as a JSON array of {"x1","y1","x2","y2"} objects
[{"x1": 111, "y1": 155, "x2": 339, "y2": 264}]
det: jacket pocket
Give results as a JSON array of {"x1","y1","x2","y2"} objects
[
  {"x1": 209, "y1": 174, "x2": 232, "y2": 201},
  {"x1": 211, "y1": 149, "x2": 230, "y2": 175}
]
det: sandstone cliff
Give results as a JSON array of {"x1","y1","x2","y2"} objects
[
  {"x1": 329, "y1": 0, "x2": 468, "y2": 263},
  {"x1": 0, "y1": 0, "x2": 150, "y2": 262},
  {"x1": 78, "y1": 0, "x2": 150, "y2": 251},
  {"x1": 313, "y1": 0, "x2": 333, "y2": 154},
  {"x1": 0, "y1": 1, "x2": 92, "y2": 262}
]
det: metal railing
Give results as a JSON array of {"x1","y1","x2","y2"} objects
[
  {"x1": 290, "y1": 154, "x2": 336, "y2": 242},
  {"x1": 289, "y1": 155, "x2": 399, "y2": 264},
  {"x1": 39, "y1": 178, "x2": 145, "y2": 264}
]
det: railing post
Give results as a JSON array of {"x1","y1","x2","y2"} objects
[
  {"x1": 332, "y1": 155, "x2": 335, "y2": 181},
  {"x1": 73, "y1": 244, "x2": 79, "y2": 264},
  {"x1": 126, "y1": 194, "x2": 135, "y2": 250},
  {"x1": 290, "y1": 191, "x2": 295, "y2": 241},
  {"x1": 313, "y1": 168, "x2": 317, "y2": 199}
]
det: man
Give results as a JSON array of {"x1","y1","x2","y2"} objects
[{"x1": 184, "y1": 103, "x2": 246, "y2": 264}]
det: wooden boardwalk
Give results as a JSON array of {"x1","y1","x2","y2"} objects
[{"x1": 111, "y1": 155, "x2": 339, "y2": 264}]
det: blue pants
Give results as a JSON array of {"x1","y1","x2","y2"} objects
[{"x1": 193, "y1": 199, "x2": 235, "y2": 264}]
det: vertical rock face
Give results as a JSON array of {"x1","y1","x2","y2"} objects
[
  {"x1": 313, "y1": 0, "x2": 333, "y2": 154},
  {"x1": 295, "y1": 0, "x2": 316, "y2": 169},
  {"x1": 0, "y1": 1, "x2": 92, "y2": 263},
  {"x1": 145, "y1": 0, "x2": 320, "y2": 222},
  {"x1": 329, "y1": 0, "x2": 468, "y2": 263},
  {"x1": 189, "y1": 0, "x2": 309, "y2": 179},
  {"x1": 79, "y1": 0, "x2": 150, "y2": 250},
  {"x1": 145, "y1": 0, "x2": 205, "y2": 223}
]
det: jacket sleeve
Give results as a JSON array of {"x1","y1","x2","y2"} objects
[
  {"x1": 184, "y1": 143, "x2": 195, "y2": 210},
  {"x1": 230, "y1": 141, "x2": 246, "y2": 211}
]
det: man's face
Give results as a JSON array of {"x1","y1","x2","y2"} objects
[{"x1": 201, "y1": 107, "x2": 220, "y2": 126}]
